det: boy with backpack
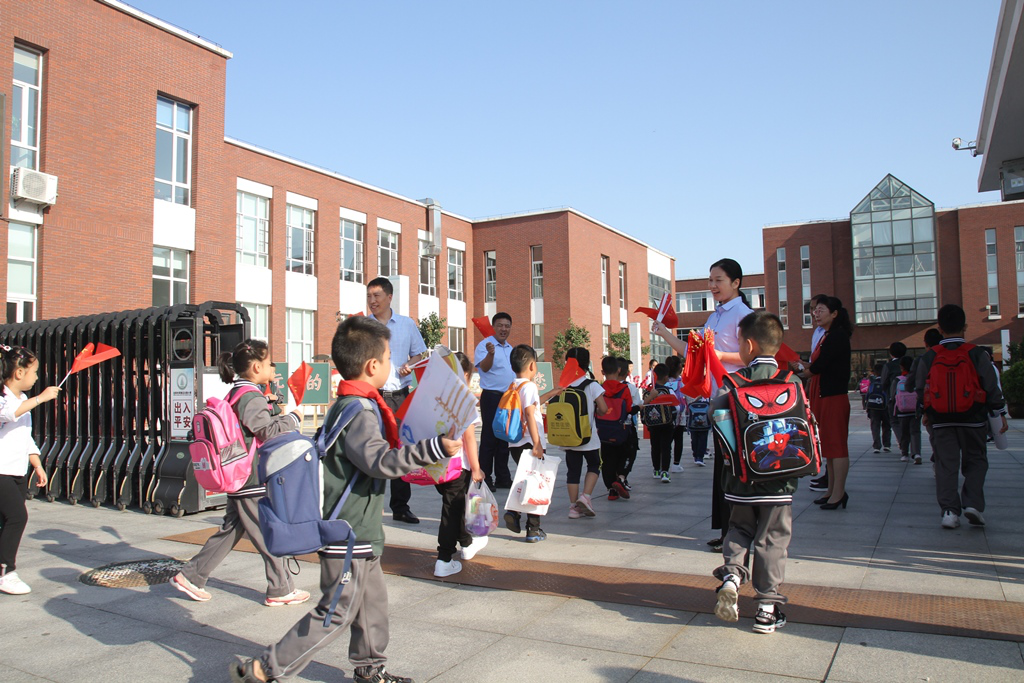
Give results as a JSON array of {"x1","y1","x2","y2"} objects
[
  {"x1": 643, "y1": 363, "x2": 677, "y2": 483},
  {"x1": 619, "y1": 357, "x2": 642, "y2": 489},
  {"x1": 713, "y1": 311, "x2": 815, "y2": 635},
  {"x1": 865, "y1": 362, "x2": 890, "y2": 452},
  {"x1": 231, "y1": 316, "x2": 462, "y2": 683},
  {"x1": 597, "y1": 355, "x2": 634, "y2": 501},
  {"x1": 891, "y1": 356, "x2": 921, "y2": 464},
  {"x1": 685, "y1": 397, "x2": 711, "y2": 467},
  {"x1": 913, "y1": 305, "x2": 1006, "y2": 530}
]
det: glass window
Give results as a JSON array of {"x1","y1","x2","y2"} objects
[
  {"x1": 152, "y1": 247, "x2": 189, "y2": 307},
  {"x1": 742, "y1": 286, "x2": 766, "y2": 309},
  {"x1": 154, "y1": 96, "x2": 192, "y2": 205},
  {"x1": 377, "y1": 230, "x2": 399, "y2": 278},
  {"x1": 484, "y1": 250, "x2": 497, "y2": 303},
  {"x1": 11, "y1": 46, "x2": 42, "y2": 170},
  {"x1": 648, "y1": 274, "x2": 671, "y2": 360},
  {"x1": 286, "y1": 308, "x2": 315, "y2": 370},
  {"x1": 987, "y1": 228, "x2": 999, "y2": 315},
  {"x1": 531, "y1": 245, "x2": 543, "y2": 299},
  {"x1": 236, "y1": 191, "x2": 270, "y2": 267},
  {"x1": 7, "y1": 223, "x2": 36, "y2": 322},
  {"x1": 776, "y1": 248, "x2": 788, "y2": 327},
  {"x1": 340, "y1": 219, "x2": 364, "y2": 283},
  {"x1": 419, "y1": 240, "x2": 437, "y2": 296},
  {"x1": 448, "y1": 326, "x2": 465, "y2": 354},
  {"x1": 286, "y1": 205, "x2": 315, "y2": 275},
  {"x1": 601, "y1": 256, "x2": 609, "y2": 305},
  {"x1": 618, "y1": 262, "x2": 626, "y2": 308},
  {"x1": 239, "y1": 302, "x2": 269, "y2": 341},
  {"x1": 677, "y1": 291, "x2": 710, "y2": 313},
  {"x1": 1016, "y1": 227, "x2": 1024, "y2": 314},
  {"x1": 447, "y1": 247, "x2": 464, "y2": 301},
  {"x1": 603, "y1": 325, "x2": 610, "y2": 354},
  {"x1": 532, "y1": 323, "x2": 544, "y2": 351},
  {"x1": 800, "y1": 245, "x2": 811, "y2": 326}
]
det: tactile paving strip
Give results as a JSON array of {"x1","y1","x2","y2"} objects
[{"x1": 163, "y1": 528, "x2": 1024, "y2": 643}]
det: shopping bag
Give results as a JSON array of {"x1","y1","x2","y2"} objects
[
  {"x1": 465, "y1": 480, "x2": 500, "y2": 537},
  {"x1": 505, "y1": 454, "x2": 561, "y2": 516},
  {"x1": 401, "y1": 455, "x2": 463, "y2": 485}
]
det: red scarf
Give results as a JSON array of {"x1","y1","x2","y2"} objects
[{"x1": 336, "y1": 380, "x2": 401, "y2": 448}]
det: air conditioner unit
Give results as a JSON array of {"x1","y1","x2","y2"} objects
[
  {"x1": 10, "y1": 167, "x2": 58, "y2": 206},
  {"x1": 421, "y1": 243, "x2": 442, "y2": 257}
]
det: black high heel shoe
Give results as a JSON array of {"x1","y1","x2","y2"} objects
[
  {"x1": 813, "y1": 495, "x2": 830, "y2": 505},
  {"x1": 819, "y1": 492, "x2": 849, "y2": 510}
]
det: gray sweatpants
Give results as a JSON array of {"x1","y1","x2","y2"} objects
[
  {"x1": 713, "y1": 504, "x2": 792, "y2": 605},
  {"x1": 179, "y1": 495, "x2": 293, "y2": 598},
  {"x1": 932, "y1": 425, "x2": 988, "y2": 515},
  {"x1": 263, "y1": 555, "x2": 389, "y2": 680}
]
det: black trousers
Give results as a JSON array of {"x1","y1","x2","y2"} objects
[
  {"x1": 672, "y1": 425, "x2": 686, "y2": 464},
  {"x1": 711, "y1": 436, "x2": 730, "y2": 533},
  {"x1": 434, "y1": 470, "x2": 472, "y2": 562},
  {"x1": 648, "y1": 425, "x2": 673, "y2": 472},
  {"x1": 478, "y1": 390, "x2": 512, "y2": 486},
  {"x1": 600, "y1": 440, "x2": 630, "y2": 490},
  {"x1": 382, "y1": 391, "x2": 412, "y2": 515},
  {"x1": 0, "y1": 474, "x2": 29, "y2": 572}
]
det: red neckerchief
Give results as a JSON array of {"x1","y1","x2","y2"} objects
[{"x1": 336, "y1": 380, "x2": 401, "y2": 448}]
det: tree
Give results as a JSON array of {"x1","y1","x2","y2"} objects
[
  {"x1": 418, "y1": 312, "x2": 447, "y2": 349},
  {"x1": 608, "y1": 330, "x2": 649, "y2": 361},
  {"x1": 551, "y1": 319, "x2": 592, "y2": 369}
]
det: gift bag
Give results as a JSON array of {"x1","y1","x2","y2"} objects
[
  {"x1": 505, "y1": 454, "x2": 561, "y2": 516},
  {"x1": 465, "y1": 480, "x2": 500, "y2": 537},
  {"x1": 401, "y1": 455, "x2": 463, "y2": 485}
]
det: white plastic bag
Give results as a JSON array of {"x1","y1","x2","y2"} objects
[
  {"x1": 465, "y1": 480, "x2": 499, "y2": 537},
  {"x1": 989, "y1": 411, "x2": 1009, "y2": 451},
  {"x1": 505, "y1": 454, "x2": 561, "y2": 516}
]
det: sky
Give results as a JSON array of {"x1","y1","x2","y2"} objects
[{"x1": 128, "y1": 0, "x2": 1003, "y2": 278}]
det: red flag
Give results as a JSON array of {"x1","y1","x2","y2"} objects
[
  {"x1": 472, "y1": 316, "x2": 495, "y2": 339},
  {"x1": 350, "y1": 311, "x2": 365, "y2": 317},
  {"x1": 635, "y1": 293, "x2": 678, "y2": 329},
  {"x1": 69, "y1": 343, "x2": 121, "y2": 374},
  {"x1": 647, "y1": 393, "x2": 681, "y2": 406},
  {"x1": 395, "y1": 389, "x2": 416, "y2": 422},
  {"x1": 775, "y1": 342, "x2": 800, "y2": 364},
  {"x1": 558, "y1": 358, "x2": 586, "y2": 387},
  {"x1": 288, "y1": 362, "x2": 313, "y2": 405}
]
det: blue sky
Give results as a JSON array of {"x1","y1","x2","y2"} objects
[{"x1": 130, "y1": 0, "x2": 1002, "y2": 278}]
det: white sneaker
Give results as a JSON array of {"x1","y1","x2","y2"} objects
[
  {"x1": 941, "y1": 510, "x2": 961, "y2": 529},
  {"x1": 264, "y1": 589, "x2": 311, "y2": 607},
  {"x1": 963, "y1": 507, "x2": 986, "y2": 527},
  {"x1": 714, "y1": 579, "x2": 739, "y2": 622},
  {"x1": 575, "y1": 493, "x2": 596, "y2": 517},
  {"x1": 660, "y1": 471, "x2": 671, "y2": 483},
  {"x1": 433, "y1": 559, "x2": 462, "y2": 577},
  {"x1": 900, "y1": 455, "x2": 909, "y2": 462},
  {"x1": 914, "y1": 455, "x2": 922, "y2": 465},
  {"x1": 669, "y1": 463, "x2": 684, "y2": 473},
  {"x1": 170, "y1": 572, "x2": 211, "y2": 602},
  {"x1": 459, "y1": 535, "x2": 489, "y2": 560},
  {"x1": 653, "y1": 470, "x2": 662, "y2": 479},
  {"x1": 0, "y1": 570, "x2": 31, "y2": 595}
]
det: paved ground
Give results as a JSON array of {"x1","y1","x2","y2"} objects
[{"x1": 3, "y1": 398, "x2": 1024, "y2": 682}]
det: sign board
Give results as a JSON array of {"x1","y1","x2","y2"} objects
[
  {"x1": 271, "y1": 362, "x2": 289, "y2": 406},
  {"x1": 534, "y1": 362, "x2": 554, "y2": 393},
  {"x1": 170, "y1": 367, "x2": 195, "y2": 439},
  {"x1": 304, "y1": 362, "x2": 331, "y2": 405}
]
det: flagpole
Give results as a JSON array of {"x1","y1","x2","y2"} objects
[{"x1": 57, "y1": 370, "x2": 74, "y2": 389}]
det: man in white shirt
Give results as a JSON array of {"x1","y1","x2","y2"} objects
[{"x1": 474, "y1": 312, "x2": 515, "y2": 490}]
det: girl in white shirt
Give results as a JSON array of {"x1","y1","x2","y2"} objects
[{"x1": 0, "y1": 345, "x2": 61, "y2": 595}]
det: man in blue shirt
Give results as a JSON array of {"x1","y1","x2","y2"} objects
[
  {"x1": 367, "y1": 277, "x2": 428, "y2": 524},
  {"x1": 474, "y1": 312, "x2": 516, "y2": 490}
]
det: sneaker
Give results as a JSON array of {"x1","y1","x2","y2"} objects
[
  {"x1": 669, "y1": 463, "x2": 684, "y2": 473},
  {"x1": 900, "y1": 455, "x2": 909, "y2": 462},
  {"x1": 693, "y1": 457, "x2": 705, "y2": 466},
  {"x1": 525, "y1": 528, "x2": 547, "y2": 543},
  {"x1": 460, "y1": 534, "x2": 488, "y2": 560},
  {"x1": 611, "y1": 480, "x2": 630, "y2": 499},
  {"x1": 941, "y1": 510, "x2": 961, "y2": 529},
  {"x1": 622, "y1": 478, "x2": 632, "y2": 491},
  {"x1": 264, "y1": 589, "x2": 311, "y2": 607},
  {"x1": 433, "y1": 559, "x2": 462, "y2": 577},
  {"x1": 354, "y1": 664, "x2": 414, "y2": 683},
  {"x1": 576, "y1": 493, "x2": 596, "y2": 517},
  {"x1": 714, "y1": 578, "x2": 739, "y2": 622},
  {"x1": 170, "y1": 572, "x2": 211, "y2": 602},
  {"x1": 963, "y1": 507, "x2": 986, "y2": 527},
  {"x1": 752, "y1": 605, "x2": 787, "y2": 634},
  {"x1": 707, "y1": 538, "x2": 724, "y2": 552},
  {"x1": 568, "y1": 504, "x2": 584, "y2": 519},
  {"x1": 503, "y1": 511, "x2": 522, "y2": 534},
  {"x1": 660, "y1": 471, "x2": 671, "y2": 483},
  {"x1": 653, "y1": 470, "x2": 662, "y2": 479},
  {"x1": 607, "y1": 489, "x2": 620, "y2": 501},
  {"x1": 0, "y1": 570, "x2": 31, "y2": 595},
  {"x1": 914, "y1": 455, "x2": 922, "y2": 465},
  {"x1": 883, "y1": 447, "x2": 891, "y2": 453},
  {"x1": 873, "y1": 448, "x2": 881, "y2": 453},
  {"x1": 228, "y1": 658, "x2": 264, "y2": 683}
]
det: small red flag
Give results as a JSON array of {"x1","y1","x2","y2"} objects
[
  {"x1": 472, "y1": 316, "x2": 495, "y2": 339},
  {"x1": 558, "y1": 358, "x2": 586, "y2": 387},
  {"x1": 350, "y1": 311, "x2": 365, "y2": 317},
  {"x1": 775, "y1": 342, "x2": 800, "y2": 364},
  {"x1": 288, "y1": 362, "x2": 313, "y2": 405},
  {"x1": 395, "y1": 389, "x2": 416, "y2": 422},
  {"x1": 647, "y1": 393, "x2": 681, "y2": 406},
  {"x1": 635, "y1": 293, "x2": 678, "y2": 329},
  {"x1": 69, "y1": 343, "x2": 121, "y2": 374}
]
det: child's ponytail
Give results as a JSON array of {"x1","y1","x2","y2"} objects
[
  {"x1": 0, "y1": 344, "x2": 37, "y2": 382},
  {"x1": 219, "y1": 339, "x2": 270, "y2": 383}
]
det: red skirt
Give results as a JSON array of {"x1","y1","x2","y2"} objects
[{"x1": 814, "y1": 393, "x2": 850, "y2": 460}]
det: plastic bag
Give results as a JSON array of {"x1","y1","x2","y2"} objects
[
  {"x1": 465, "y1": 480, "x2": 499, "y2": 537},
  {"x1": 401, "y1": 455, "x2": 463, "y2": 485},
  {"x1": 505, "y1": 454, "x2": 561, "y2": 516}
]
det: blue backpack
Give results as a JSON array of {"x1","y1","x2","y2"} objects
[
  {"x1": 257, "y1": 396, "x2": 377, "y2": 626},
  {"x1": 492, "y1": 381, "x2": 525, "y2": 443},
  {"x1": 687, "y1": 399, "x2": 710, "y2": 431}
]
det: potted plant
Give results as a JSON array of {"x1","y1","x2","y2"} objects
[{"x1": 1001, "y1": 361, "x2": 1024, "y2": 418}]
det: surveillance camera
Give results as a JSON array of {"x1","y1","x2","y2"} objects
[{"x1": 952, "y1": 137, "x2": 962, "y2": 150}]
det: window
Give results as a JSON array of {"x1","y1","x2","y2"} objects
[
  {"x1": 7, "y1": 222, "x2": 36, "y2": 323},
  {"x1": 648, "y1": 274, "x2": 672, "y2": 361},
  {"x1": 11, "y1": 46, "x2": 41, "y2": 170},
  {"x1": 155, "y1": 96, "x2": 192, "y2": 205},
  {"x1": 239, "y1": 302, "x2": 269, "y2": 341},
  {"x1": 777, "y1": 248, "x2": 788, "y2": 328},
  {"x1": 603, "y1": 325, "x2": 610, "y2": 354},
  {"x1": 447, "y1": 248, "x2": 464, "y2": 301},
  {"x1": 531, "y1": 245, "x2": 543, "y2": 298},
  {"x1": 152, "y1": 247, "x2": 189, "y2": 307},
  {"x1": 286, "y1": 308, "x2": 315, "y2": 370},
  {"x1": 801, "y1": 245, "x2": 812, "y2": 326},
  {"x1": 237, "y1": 191, "x2": 269, "y2": 267},
  {"x1": 618, "y1": 262, "x2": 627, "y2": 308},
  {"x1": 484, "y1": 250, "x2": 497, "y2": 302},
  {"x1": 286, "y1": 205, "x2": 315, "y2": 275},
  {"x1": 449, "y1": 326, "x2": 465, "y2": 353},
  {"x1": 532, "y1": 324, "x2": 544, "y2": 351},
  {"x1": 742, "y1": 286, "x2": 766, "y2": 309},
  {"x1": 377, "y1": 230, "x2": 399, "y2": 277},
  {"x1": 601, "y1": 255, "x2": 609, "y2": 305},
  {"x1": 419, "y1": 241, "x2": 436, "y2": 296},
  {"x1": 677, "y1": 291, "x2": 711, "y2": 313},
  {"x1": 851, "y1": 175, "x2": 937, "y2": 324},
  {"x1": 1015, "y1": 227, "x2": 1024, "y2": 314},
  {"x1": 987, "y1": 228, "x2": 999, "y2": 316},
  {"x1": 341, "y1": 218, "x2": 365, "y2": 283}
]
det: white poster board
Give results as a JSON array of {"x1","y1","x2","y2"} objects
[
  {"x1": 170, "y1": 368, "x2": 195, "y2": 439},
  {"x1": 399, "y1": 350, "x2": 478, "y2": 446}
]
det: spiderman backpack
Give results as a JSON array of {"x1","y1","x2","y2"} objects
[{"x1": 712, "y1": 369, "x2": 821, "y2": 483}]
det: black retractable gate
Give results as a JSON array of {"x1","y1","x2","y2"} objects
[{"x1": 0, "y1": 301, "x2": 249, "y2": 516}]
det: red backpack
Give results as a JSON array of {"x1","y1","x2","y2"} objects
[
  {"x1": 923, "y1": 343, "x2": 985, "y2": 419},
  {"x1": 596, "y1": 384, "x2": 631, "y2": 444}
]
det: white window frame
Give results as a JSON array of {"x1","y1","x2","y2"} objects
[
  {"x1": 236, "y1": 191, "x2": 270, "y2": 267},
  {"x1": 286, "y1": 204, "x2": 315, "y2": 275},
  {"x1": 677, "y1": 291, "x2": 711, "y2": 313},
  {"x1": 801, "y1": 245, "x2": 812, "y2": 327},
  {"x1": 11, "y1": 45, "x2": 42, "y2": 170},
  {"x1": 601, "y1": 255, "x2": 609, "y2": 305},
  {"x1": 286, "y1": 308, "x2": 315, "y2": 370},
  {"x1": 531, "y1": 245, "x2": 543, "y2": 299},
  {"x1": 484, "y1": 250, "x2": 497, "y2": 303},
  {"x1": 777, "y1": 247, "x2": 788, "y2": 328},
  {"x1": 603, "y1": 325, "x2": 610, "y2": 354},
  {"x1": 987, "y1": 228, "x2": 999, "y2": 316},
  {"x1": 618, "y1": 262, "x2": 626, "y2": 308},
  {"x1": 419, "y1": 240, "x2": 437, "y2": 296},
  {"x1": 532, "y1": 323, "x2": 544, "y2": 352},
  {"x1": 239, "y1": 302, "x2": 269, "y2": 341},
  {"x1": 448, "y1": 247, "x2": 465, "y2": 301},
  {"x1": 152, "y1": 247, "x2": 190, "y2": 307},
  {"x1": 155, "y1": 95, "x2": 192, "y2": 205},
  {"x1": 1015, "y1": 226, "x2": 1024, "y2": 315},
  {"x1": 341, "y1": 218, "x2": 365, "y2": 283},
  {"x1": 449, "y1": 326, "x2": 465, "y2": 353},
  {"x1": 377, "y1": 230, "x2": 399, "y2": 278},
  {"x1": 7, "y1": 222, "x2": 36, "y2": 323}
]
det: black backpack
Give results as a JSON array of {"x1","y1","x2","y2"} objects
[{"x1": 865, "y1": 376, "x2": 886, "y2": 411}]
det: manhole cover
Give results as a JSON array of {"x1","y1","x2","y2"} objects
[{"x1": 80, "y1": 559, "x2": 185, "y2": 588}]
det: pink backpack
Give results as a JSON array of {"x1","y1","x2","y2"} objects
[{"x1": 189, "y1": 385, "x2": 263, "y2": 494}]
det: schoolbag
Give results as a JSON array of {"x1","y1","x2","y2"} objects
[
  {"x1": 858, "y1": 377, "x2": 870, "y2": 394},
  {"x1": 257, "y1": 396, "x2": 377, "y2": 627},
  {"x1": 924, "y1": 343, "x2": 986, "y2": 420},
  {"x1": 865, "y1": 376, "x2": 886, "y2": 411},
  {"x1": 894, "y1": 376, "x2": 918, "y2": 414},
  {"x1": 712, "y1": 370, "x2": 821, "y2": 483},
  {"x1": 546, "y1": 379, "x2": 595, "y2": 448},
  {"x1": 596, "y1": 385, "x2": 631, "y2": 444},
  {"x1": 493, "y1": 381, "x2": 525, "y2": 443},
  {"x1": 188, "y1": 385, "x2": 263, "y2": 494},
  {"x1": 687, "y1": 398, "x2": 711, "y2": 431},
  {"x1": 641, "y1": 386, "x2": 677, "y2": 427}
]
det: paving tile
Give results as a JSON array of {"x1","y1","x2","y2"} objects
[{"x1": 634, "y1": 658, "x2": 819, "y2": 682}]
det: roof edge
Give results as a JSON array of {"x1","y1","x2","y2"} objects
[{"x1": 97, "y1": 0, "x2": 233, "y2": 58}]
